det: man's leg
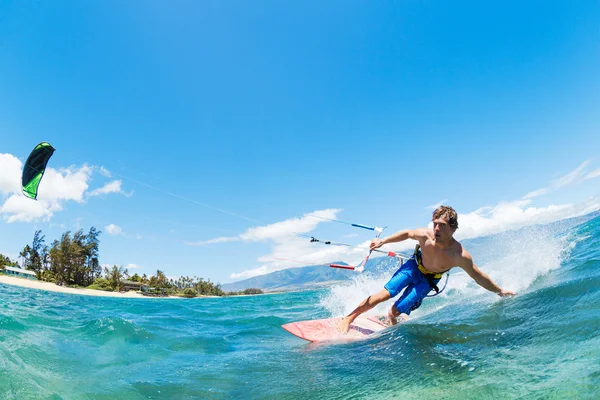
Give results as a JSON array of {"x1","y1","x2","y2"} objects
[
  {"x1": 387, "y1": 304, "x2": 409, "y2": 326},
  {"x1": 338, "y1": 288, "x2": 391, "y2": 333},
  {"x1": 339, "y1": 260, "x2": 416, "y2": 333},
  {"x1": 388, "y1": 280, "x2": 433, "y2": 323}
]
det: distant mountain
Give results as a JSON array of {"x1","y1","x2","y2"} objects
[
  {"x1": 220, "y1": 257, "x2": 398, "y2": 292},
  {"x1": 220, "y1": 263, "x2": 354, "y2": 292}
]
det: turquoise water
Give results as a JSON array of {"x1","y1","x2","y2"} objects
[{"x1": 1, "y1": 215, "x2": 599, "y2": 399}]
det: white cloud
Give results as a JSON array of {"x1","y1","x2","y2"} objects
[
  {"x1": 99, "y1": 166, "x2": 112, "y2": 178},
  {"x1": 186, "y1": 236, "x2": 240, "y2": 246},
  {"x1": 0, "y1": 160, "x2": 92, "y2": 223},
  {"x1": 522, "y1": 187, "x2": 549, "y2": 199},
  {"x1": 0, "y1": 153, "x2": 92, "y2": 222},
  {"x1": 0, "y1": 195, "x2": 63, "y2": 223},
  {"x1": 0, "y1": 152, "x2": 130, "y2": 223},
  {"x1": 228, "y1": 231, "x2": 370, "y2": 280},
  {"x1": 524, "y1": 160, "x2": 595, "y2": 199},
  {"x1": 0, "y1": 153, "x2": 23, "y2": 195},
  {"x1": 553, "y1": 160, "x2": 591, "y2": 186},
  {"x1": 88, "y1": 180, "x2": 132, "y2": 197},
  {"x1": 585, "y1": 168, "x2": 600, "y2": 181},
  {"x1": 455, "y1": 197, "x2": 600, "y2": 240},
  {"x1": 425, "y1": 199, "x2": 448, "y2": 210},
  {"x1": 240, "y1": 208, "x2": 342, "y2": 242},
  {"x1": 73, "y1": 217, "x2": 83, "y2": 230},
  {"x1": 190, "y1": 208, "x2": 342, "y2": 246},
  {"x1": 230, "y1": 265, "x2": 270, "y2": 280},
  {"x1": 125, "y1": 263, "x2": 141, "y2": 270},
  {"x1": 105, "y1": 224, "x2": 123, "y2": 236},
  {"x1": 224, "y1": 209, "x2": 377, "y2": 279},
  {"x1": 40, "y1": 165, "x2": 93, "y2": 202}
]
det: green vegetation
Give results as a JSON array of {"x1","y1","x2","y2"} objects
[
  {"x1": 86, "y1": 277, "x2": 113, "y2": 291},
  {"x1": 0, "y1": 254, "x2": 18, "y2": 268},
  {"x1": 18, "y1": 229, "x2": 102, "y2": 286},
  {"x1": 9, "y1": 228, "x2": 259, "y2": 298},
  {"x1": 226, "y1": 288, "x2": 264, "y2": 296}
]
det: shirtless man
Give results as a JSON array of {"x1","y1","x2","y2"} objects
[{"x1": 339, "y1": 205, "x2": 515, "y2": 333}]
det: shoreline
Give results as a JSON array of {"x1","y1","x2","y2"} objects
[
  {"x1": 0, "y1": 275, "x2": 312, "y2": 299},
  {"x1": 0, "y1": 275, "x2": 183, "y2": 299}
]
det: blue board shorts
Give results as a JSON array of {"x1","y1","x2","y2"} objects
[{"x1": 384, "y1": 258, "x2": 440, "y2": 315}]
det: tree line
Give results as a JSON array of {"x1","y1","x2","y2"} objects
[{"x1": 1, "y1": 227, "x2": 262, "y2": 297}]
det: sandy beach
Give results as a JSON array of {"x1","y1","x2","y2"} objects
[{"x1": 0, "y1": 275, "x2": 179, "y2": 298}]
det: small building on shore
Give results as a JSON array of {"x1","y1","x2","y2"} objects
[
  {"x1": 119, "y1": 280, "x2": 149, "y2": 293},
  {"x1": 1, "y1": 266, "x2": 38, "y2": 280}
]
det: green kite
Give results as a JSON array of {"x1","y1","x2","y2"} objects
[{"x1": 22, "y1": 142, "x2": 55, "y2": 200}]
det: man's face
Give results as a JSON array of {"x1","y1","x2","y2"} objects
[{"x1": 432, "y1": 217, "x2": 455, "y2": 241}]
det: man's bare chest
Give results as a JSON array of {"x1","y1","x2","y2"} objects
[{"x1": 420, "y1": 244, "x2": 459, "y2": 272}]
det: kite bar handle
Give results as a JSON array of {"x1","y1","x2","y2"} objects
[
  {"x1": 351, "y1": 223, "x2": 375, "y2": 231},
  {"x1": 330, "y1": 264, "x2": 357, "y2": 270}
]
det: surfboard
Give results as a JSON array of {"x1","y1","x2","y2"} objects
[{"x1": 282, "y1": 314, "x2": 392, "y2": 343}]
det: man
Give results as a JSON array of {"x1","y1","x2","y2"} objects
[{"x1": 338, "y1": 205, "x2": 515, "y2": 333}]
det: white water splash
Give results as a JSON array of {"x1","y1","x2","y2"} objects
[{"x1": 319, "y1": 222, "x2": 578, "y2": 318}]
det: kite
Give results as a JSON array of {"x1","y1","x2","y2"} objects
[{"x1": 21, "y1": 142, "x2": 55, "y2": 200}]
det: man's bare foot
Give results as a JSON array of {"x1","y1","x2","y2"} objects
[
  {"x1": 338, "y1": 317, "x2": 352, "y2": 333},
  {"x1": 387, "y1": 309, "x2": 398, "y2": 326},
  {"x1": 388, "y1": 310, "x2": 409, "y2": 326}
]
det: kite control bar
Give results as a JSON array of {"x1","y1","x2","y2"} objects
[
  {"x1": 310, "y1": 224, "x2": 407, "y2": 273},
  {"x1": 329, "y1": 251, "x2": 404, "y2": 272}
]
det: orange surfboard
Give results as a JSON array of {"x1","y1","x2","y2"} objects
[{"x1": 282, "y1": 315, "x2": 391, "y2": 342}]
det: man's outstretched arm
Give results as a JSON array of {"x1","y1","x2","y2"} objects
[
  {"x1": 371, "y1": 228, "x2": 430, "y2": 249},
  {"x1": 460, "y1": 255, "x2": 515, "y2": 297}
]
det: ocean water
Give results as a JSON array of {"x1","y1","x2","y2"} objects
[{"x1": 1, "y1": 214, "x2": 599, "y2": 399}]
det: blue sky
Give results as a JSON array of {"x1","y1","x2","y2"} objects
[{"x1": 1, "y1": 1, "x2": 599, "y2": 283}]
